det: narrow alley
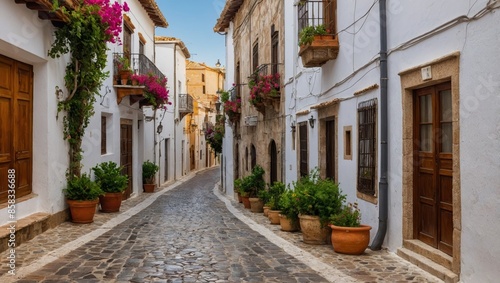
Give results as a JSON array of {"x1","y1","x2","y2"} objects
[{"x1": 0, "y1": 167, "x2": 441, "y2": 282}]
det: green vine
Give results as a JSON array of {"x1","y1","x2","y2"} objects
[{"x1": 48, "y1": 1, "x2": 119, "y2": 178}]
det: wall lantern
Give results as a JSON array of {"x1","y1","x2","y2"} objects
[
  {"x1": 290, "y1": 121, "x2": 296, "y2": 132},
  {"x1": 308, "y1": 115, "x2": 316, "y2": 128},
  {"x1": 156, "y1": 122, "x2": 163, "y2": 134}
]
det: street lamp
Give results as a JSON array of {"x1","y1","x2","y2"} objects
[{"x1": 215, "y1": 59, "x2": 221, "y2": 68}]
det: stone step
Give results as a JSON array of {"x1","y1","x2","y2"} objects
[
  {"x1": 398, "y1": 247, "x2": 459, "y2": 283},
  {"x1": 403, "y1": 239, "x2": 453, "y2": 270},
  {"x1": 0, "y1": 211, "x2": 68, "y2": 253}
]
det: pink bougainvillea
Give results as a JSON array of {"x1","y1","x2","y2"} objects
[
  {"x1": 84, "y1": 0, "x2": 130, "y2": 44},
  {"x1": 130, "y1": 73, "x2": 170, "y2": 109},
  {"x1": 248, "y1": 73, "x2": 281, "y2": 106}
]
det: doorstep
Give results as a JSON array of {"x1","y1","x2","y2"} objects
[
  {"x1": 397, "y1": 239, "x2": 459, "y2": 283},
  {"x1": 0, "y1": 210, "x2": 69, "y2": 253}
]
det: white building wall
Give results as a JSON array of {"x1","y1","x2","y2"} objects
[
  {"x1": 155, "y1": 41, "x2": 188, "y2": 182},
  {"x1": 221, "y1": 23, "x2": 236, "y2": 200},
  {"x1": 0, "y1": 0, "x2": 162, "y2": 226},
  {"x1": 0, "y1": 3, "x2": 69, "y2": 225},
  {"x1": 284, "y1": 0, "x2": 500, "y2": 281}
]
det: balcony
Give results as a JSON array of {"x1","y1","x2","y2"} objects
[
  {"x1": 179, "y1": 93, "x2": 194, "y2": 120},
  {"x1": 297, "y1": 0, "x2": 339, "y2": 67},
  {"x1": 248, "y1": 64, "x2": 282, "y2": 113},
  {"x1": 113, "y1": 53, "x2": 166, "y2": 107}
]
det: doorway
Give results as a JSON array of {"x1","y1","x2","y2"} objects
[
  {"x1": 0, "y1": 55, "x2": 33, "y2": 203},
  {"x1": 120, "y1": 119, "x2": 133, "y2": 199},
  {"x1": 413, "y1": 82, "x2": 453, "y2": 256}
]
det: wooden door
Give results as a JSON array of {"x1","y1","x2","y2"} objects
[
  {"x1": 326, "y1": 119, "x2": 335, "y2": 181},
  {"x1": 414, "y1": 82, "x2": 453, "y2": 256},
  {"x1": 164, "y1": 138, "x2": 169, "y2": 182},
  {"x1": 120, "y1": 120, "x2": 133, "y2": 199},
  {"x1": 0, "y1": 55, "x2": 33, "y2": 203},
  {"x1": 270, "y1": 140, "x2": 277, "y2": 184},
  {"x1": 299, "y1": 123, "x2": 308, "y2": 177}
]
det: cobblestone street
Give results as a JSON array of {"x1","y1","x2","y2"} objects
[{"x1": 1, "y1": 167, "x2": 441, "y2": 282}]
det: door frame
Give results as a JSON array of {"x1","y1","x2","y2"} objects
[{"x1": 400, "y1": 52, "x2": 461, "y2": 274}]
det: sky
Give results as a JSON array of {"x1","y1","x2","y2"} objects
[{"x1": 155, "y1": 0, "x2": 226, "y2": 68}]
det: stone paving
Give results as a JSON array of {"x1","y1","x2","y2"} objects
[{"x1": 0, "y1": 167, "x2": 442, "y2": 282}]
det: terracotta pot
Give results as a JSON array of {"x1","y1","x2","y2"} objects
[
  {"x1": 67, "y1": 199, "x2": 99, "y2": 224},
  {"x1": 143, "y1": 183, "x2": 156, "y2": 193},
  {"x1": 329, "y1": 224, "x2": 372, "y2": 255},
  {"x1": 268, "y1": 210, "x2": 281, "y2": 225},
  {"x1": 99, "y1": 192, "x2": 123, "y2": 213},
  {"x1": 263, "y1": 206, "x2": 270, "y2": 216},
  {"x1": 249, "y1": 198, "x2": 264, "y2": 213},
  {"x1": 241, "y1": 195, "x2": 251, "y2": 209},
  {"x1": 279, "y1": 214, "x2": 300, "y2": 232},
  {"x1": 298, "y1": 214, "x2": 329, "y2": 245}
]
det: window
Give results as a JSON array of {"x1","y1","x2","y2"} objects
[
  {"x1": 236, "y1": 62, "x2": 241, "y2": 97},
  {"x1": 299, "y1": 122, "x2": 308, "y2": 177},
  {"x1": 203, "y1": 85, "x2": 206, "y2": 94},
  {"x1": 271, "y1": 25, "x2": 279, "y2": 75},
  {"x1": 123, "y1": 25, "x2": 132, "y2": 62},
  {"x1": 297, "y1": 0, "x2": 336, "y2": 35},
  {"x1": 252, "y1": 40, "x2": 259, "y2": 72},
  {"x1": 202, "y1": 74, "x2": 205, "y2": 82},
  {"x1": 101, "y1": 116, "x2": 107, "y2": 155},
  {"x1": 245, "y1": 147, "x2": 248, "y2": 171},
  {"x1": 139, "y1": 41, "x2": 144, "y2": 55},
  {"x1": 357, "y1": 99, "x2": 377, "y2": 196},
  {"x1": 344, "y1": 126, "x2": 352, "y2": 160},
  {"x1": 251, "y1": 144, "x2": 256, "y2": 169}
]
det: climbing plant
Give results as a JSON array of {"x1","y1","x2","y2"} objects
[{"x1": 49, "y1": 0, "x2": 129, "y2": 178}]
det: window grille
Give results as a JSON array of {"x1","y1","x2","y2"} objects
[{"x1": 357, "y1": 99, "x2": 377, "y2": 196}]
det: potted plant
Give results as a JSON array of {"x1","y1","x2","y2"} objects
[
  {"x1": 267, "y1": 181, "x2": 285, "y2": 225},
  {"x1": 142, "y1": 160, "x2": 159, "y2": 193},
  {"x1": 329, "y1": 202, "x2": 372, "y2": 255},
  {"x1": 63, "y1": 173, "x2": 104, "y2": 224},
  {"x1": 278, "y1": 188, "x2": 300, "y2": 232},
  {"x1": 92, "y1": 161, "x2": 129, "y2": 212},
  {"x1": 234, "y1": 178, "x2": 243, "y2": 203},
  {"x1": 115, "y1": 54, "x2": 133, "y2": 84},
  {"x1": 257, "y1": 188, "x2": 271, "y2": 216},
  {"x1": 246, "y1": 165, "x2": 266, "y2": 213},
  {"x1": 294, "y1": 168, "x2": 345, "y2": 244},
  {"x1": 298, "y1": 24, "x2": 339, "y2": 67}
]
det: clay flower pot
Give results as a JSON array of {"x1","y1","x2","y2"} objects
[
  {"x1": 329, "y1": 224, "x2": 372, "y2": 255},
  {"x1": 298, "y1": 214, "x2": 329, "y2": 245},
  {"x1": 279, "y1": 214, "x2": 300, "y2": 232},
  {"x1": 249, "y1": 197, "x2": 264, "y2": 213},
  {"x1": 99, "y1": 192, "x2": 124, "y2": 213},
  {"x1": 67, "y1": 199, "x2": 99, "y2": 224},
  {"x1": 143, "y1": 183, "x2": 156, "y2": 193},
  {"x1": 268, "y1": 210, "x2": 281, "y2": 225}
]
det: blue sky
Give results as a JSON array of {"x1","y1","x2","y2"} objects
[{"x1": 155, "y1": 0, "x2": 226, "y2": 68}]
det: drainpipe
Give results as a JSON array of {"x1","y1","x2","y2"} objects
[
  {"x1": 370, "y1": 0, "x2": 388, "y2": 251},
  {"x1": 173, "y1": 42, "x2": 178, "y2": 181}
]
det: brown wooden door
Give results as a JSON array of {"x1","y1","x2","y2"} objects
[
  {"x1": 299, "y1": 123, "x2": 308, "y2": 177},
  {"x1": 270, "y1": 140, "x2": 277, "y2": 184},
  {"x1": 414, "y1": 82, "x2": 453, "y2": 256},
  {"x1": 326, "y1": 119, "x2": 335, "y2": 181},
  {"x1": 0, "y1": 55, "x2": 33, "y2": 203},
  {"x1": 120, "y1": 120, "x2": 133, "y2": 199}
]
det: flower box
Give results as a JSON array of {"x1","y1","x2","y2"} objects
[{"x1": 299, "y1": 35, "x2": 339, "y2": 67}]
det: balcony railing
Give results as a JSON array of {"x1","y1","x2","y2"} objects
[
  {"x1": 298, "y1": 0, "x2": 336, "y2": 35},
  {"x1": 179, "y1": 93, "x2": 194, "y2": 120},
  {"x1": 113, "y1": 52, "x2": 165, "y2": 81}
]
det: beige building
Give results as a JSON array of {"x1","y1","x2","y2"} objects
[
  {"x1": 214, "y1": 0, "x2": 285, "y2": 185},
  {"x1": 186, "y1": 60, "x2": 225, "y2": 170}
]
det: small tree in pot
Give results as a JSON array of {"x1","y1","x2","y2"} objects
[
  {"x1": 142, "y1": 160, "x2": 159, "y2": 193},
  {"x1": 63, "y1": 173, "x2": 104, "y2": 224},
  {"x1": 92, "y1": 161, "x2": 128, "y2": 212}
]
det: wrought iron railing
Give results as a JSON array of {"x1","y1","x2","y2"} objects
[
  {"x1": 297, "y1": 0, "x2": 336, "y2": 35},
  {"x1": 113, "y1": 53, "x2": 165, "y2": 81},
  {"x1": 179, "y1": 93, "x2": 194, "y2": 113}
]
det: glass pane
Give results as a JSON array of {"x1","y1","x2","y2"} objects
[
  {"x1": 420, "y1": 95, "x2": 432, "y2": 123},
  {"x1": 440, "y1": 90, "x2": 452, "y2": 122},
  {"x1": 441, "y1": 122, "x2": 452, "y2": 153},
  {"x1": 420, "y1": 124, "x2": 432, "y2": 152}
]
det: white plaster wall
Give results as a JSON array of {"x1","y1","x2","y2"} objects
[
  {"x1": 221, "y1": 24, "x2": 236, "y2": 200},
  {"x1": 155, "y1": 41, "x2": 188, "y2": 181},
  {"x1": 0, "y1": 3, "x2": 71, "y2": 225},
  {"x1": 284, "y1": 3, "x2": 500, "y2": 281}
]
